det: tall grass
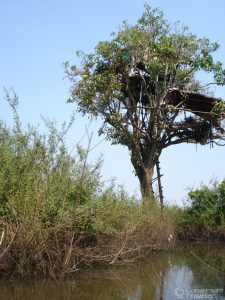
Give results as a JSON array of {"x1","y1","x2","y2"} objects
[{"x1": 0, "y1": 91, "x2": 175, "y2": 278}]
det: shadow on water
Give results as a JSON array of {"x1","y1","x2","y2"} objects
[{"x1": 1, "y1": 242, "x2": 225, "y2": 300}]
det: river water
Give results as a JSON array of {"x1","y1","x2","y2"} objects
[{"x1": 0, "y1": 242, "x2": 225, "y2": 300}]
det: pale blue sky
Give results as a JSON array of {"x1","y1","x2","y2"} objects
[{"x1": 1, "y1": 0, "x2": 225, "y2": 205}]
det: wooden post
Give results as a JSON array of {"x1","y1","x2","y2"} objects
[{"x1": 156, "y1": 159, "x2": 164, "y2": 212}]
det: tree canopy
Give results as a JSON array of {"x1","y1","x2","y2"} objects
[{"x1": 66, "y1": 4, "x2": 225, "y2": 200}]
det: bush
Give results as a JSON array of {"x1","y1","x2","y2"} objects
[
  {"x1": 177, "y1": 180, "x2": 225, "y2": 240},
  {"x1": 0, "y1": 92, "x2": 175, "y2": 278}
]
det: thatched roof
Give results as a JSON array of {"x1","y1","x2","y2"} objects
[{"x1": 167, "y1": 88, "x2": 223, "y2": 115}]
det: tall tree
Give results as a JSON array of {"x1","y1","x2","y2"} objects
[{"x1": 66, "y1": 5, "x2": 225, "y2": 200}]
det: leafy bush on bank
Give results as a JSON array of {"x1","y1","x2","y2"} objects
[{"x1": 177, "y1": 181, "x2": 225, "y2": 240}]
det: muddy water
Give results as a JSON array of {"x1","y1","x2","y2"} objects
[{"x1": 0, "y1": 242, "x2": 225, "y2": 300}]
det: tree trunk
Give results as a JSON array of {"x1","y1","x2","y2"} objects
[
  {"x1": 130, "y1": 146, "x2": 159, "y2": 204},
  {"x1": 139, "y1": 165, "x2": 155, "y2": 202}
]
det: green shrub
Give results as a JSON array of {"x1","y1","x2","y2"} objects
[
  {"x1": 0, "y1": 91, "x2": 101, "y2": 230},
  {"x1": 178, "y1": 180, "x2": 225, "y2": 239}
]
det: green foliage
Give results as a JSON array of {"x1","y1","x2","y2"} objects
[
  {"x1": 66, "y1": 4, "x2": 225, "y2": 122},
  {"x1": 0, "y1": 92, "x2": 101, "y2": 230},
  {"x1": 178, "y1": 181, "x2": 225, "y2": 239}
]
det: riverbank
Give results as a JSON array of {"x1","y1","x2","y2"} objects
[
  {"x1": 0, "y1": 200, "x2": 175, "y2": 278},
  {"x1": 1, "y1": 99, "x2": 224, "y2": 279},
  {"x1": 0, "y1": 106, "x2": 175, "y2": 278}
]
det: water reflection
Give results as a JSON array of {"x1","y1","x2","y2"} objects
[{"x1": 0, "y1": 242, "x2": 225, "y2": 300}]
